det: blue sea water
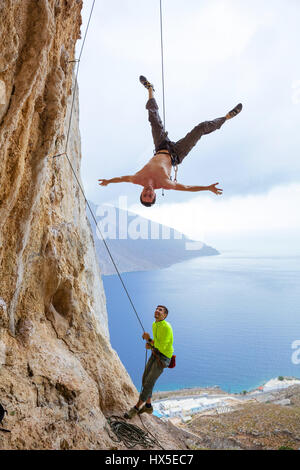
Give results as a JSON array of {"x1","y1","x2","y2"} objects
[{"x1": 102, "y1": 253, "x2": 300, "y2": 394}]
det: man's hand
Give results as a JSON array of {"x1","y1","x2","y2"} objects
[
  {"x1": 143, "y1": 332, "x2": 152, "y2": 350},
  {"x1": 208, "y1": 183, "x2": 223, "y2": 195},
  {"x1": 98, "y1": 179, "x2": 110, "y2": 187},
  {"x1": 169, "y1": 181, "x2": 223, "y2": 194},
  {"x1": 98, "y1": 176, "x2": 133, "y2": 186}
]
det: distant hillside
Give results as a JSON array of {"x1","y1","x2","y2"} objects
[
  {"x1": 86, "y1": 201, "x2": 219, "y2": 275},
  {"x1": 181, "y1": 385, "x2": 300, "y2": 450}
]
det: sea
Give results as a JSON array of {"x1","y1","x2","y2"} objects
[{"x1": 102, "y1": 253, "x2": 300, "y2": 394}]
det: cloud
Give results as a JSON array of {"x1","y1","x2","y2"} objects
[
  {"x1": 127, "y1": 183, "x2": 300, "y2": 252},
  {"x1": 78, "y1": 0, "x2": 300, "y2": 216}
]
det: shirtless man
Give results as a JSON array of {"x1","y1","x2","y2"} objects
[{"x1": 98, "y1": 76, "x2": 242, "y2": 207}]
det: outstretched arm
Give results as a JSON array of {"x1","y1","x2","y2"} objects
[
  {"x1": 98, "y1": 175, "x2": 133, "y2": 186},
  {"x1": 167, "y1": 182, "x2": 223, "y2": 195}
]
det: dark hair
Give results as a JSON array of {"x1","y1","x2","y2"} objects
[
  {"x1": 157, "y1": 305, "x2": 168, "y2": 316},
  {"x1": 140, "y1": 193, "x2": 156, "y2": 207}
]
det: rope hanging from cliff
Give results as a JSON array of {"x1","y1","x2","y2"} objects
[
  {"x1": 50, "y1": 5, "x2": 166, "y2": 450},
  {"x1": 160, "y1": 0, "x2": 166, "y2": 131},
  {"x1": 159, "y1": 0, "x2": 179, "y2": 191},
  {"x1": 50, "y1": 0, "x2": 145, "y2": 334},
  {"x1": 64, "y1": 0, "x2": 96, "y2": 155}
]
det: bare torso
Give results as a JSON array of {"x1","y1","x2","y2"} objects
[
  {"x1": 132, "y1": 153, "x2": 173, "y2": 189},
  {"x1": 98, "y1": 152, "x2": 222, "y2": 195}
]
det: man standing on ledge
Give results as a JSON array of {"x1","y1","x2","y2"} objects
[
  {"x1": 99, "y1": 75, "x2": 242, "y2": 206},
  {"x1": 125, "y1": 305, "x2": 174, "y2": 419}
]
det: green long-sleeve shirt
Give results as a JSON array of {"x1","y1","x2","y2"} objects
[{"x1": 152, "y1": 320, "x2": 174, "y2": 358}]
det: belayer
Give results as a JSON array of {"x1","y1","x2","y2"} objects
[
  {"x1": 99, "y1": 75, "x2": 242, "y2": 206},
  {"x1": 125, "y1": 305, "x2": 174, "y2": 419}
]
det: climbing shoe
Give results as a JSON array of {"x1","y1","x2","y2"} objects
[
  {"x1": 226, "y1": 103, "x2": 243, "y2": 120},
  {"x1": 124, "y1": 406, "x2": 139, "y2": 419},
  {"x1": 139, "y1": 75, "x2": 155, "y2": 91},
  {"x1": 138, "y1": 404, "x2": 153, "y2": 415}
]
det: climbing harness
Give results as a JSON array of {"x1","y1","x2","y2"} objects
[
  {"x1": 155, "y1": 150, "x2": 178, "y2": 184},
  {"x1": 171, "y1": 165, "x2": 178, "y2": 183}
]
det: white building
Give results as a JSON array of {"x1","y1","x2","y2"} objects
[{"x1": 153, "y1": 395, "x2": 233, "y2": 419}]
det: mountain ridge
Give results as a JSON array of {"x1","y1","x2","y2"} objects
[{"x1": 87, "y1": 201, "x2": 219, "y2": 275}]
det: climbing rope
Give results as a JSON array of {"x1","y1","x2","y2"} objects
[
  {"x1": 159, "y1": 0, "x2": 166, "y2": 131},
  {"x1": 105, "y1": 415, "x2": 164, "y2": 449},
  {"x1": 66, "y1": 153, "x2": 145, "y2": 333},
  {"x1": 50, "y1": 4, "x2": 167, "y2": 450},
  {"x1": 160, "y1": 0, "x2": 166, "y2": 198},
  {"x1": 50, "y1": 0, "x2": 145, "y2": 334},
  {"x1": 104, "y1": 350, "x2": 165, "y2": 449},
  {"x1": 159, "y1": 1, "x2": 178, "y2": 190},
  {"x1": 64, "y1": 0, "x2": 96, "y2": 155}
]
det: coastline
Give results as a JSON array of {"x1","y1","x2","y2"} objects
[
  {"x1": 152, "y1": 386, "x2": 225, "y2": 401},
  {"x1": 153, "y1": 376, "x2": 300, "y2": 400},
  {"x1": 152, "y1": 377, "x2": 300, "y2": 421}
]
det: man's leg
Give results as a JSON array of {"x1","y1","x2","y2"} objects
[
  {"x1": 139, "y1": 354, "x2": 155, "y2": 405},
  {"x1": 125, "y1": 354, "x2": 165, "y2": 418},
  {"x1": 174, "y1": 103, "x2": 242, "y2": 164},
  {"x1": 174, "y1": 116, "x2": 226, "y2": 164},
  {"x1": 138, "y1": 353, "x2": 171, "y2": 415},
  {"x1": 146, "y1": 95, "x2": 169, "y2": 151},
  {"x1": 139, "y1": 354, "x2": 164, "y2": 404},
  {"x1": 140, "y1": 75, "x2": 169, "y2": 150},
  {"x1": 124, "y1": 354, "x2": 158, "y2": 418}
]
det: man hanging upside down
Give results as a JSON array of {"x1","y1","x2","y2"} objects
[{"x1": 98, "y1": 76, "x2": 242, "y2": 207}]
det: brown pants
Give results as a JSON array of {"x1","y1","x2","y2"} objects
[
  {"x1": 146, "y1": 98, "x2": 226, "y2": 165},
  {"x1": 139, "y1": 350, "x2": 170, "y2": 402}
]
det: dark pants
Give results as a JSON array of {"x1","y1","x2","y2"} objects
[
  {"x1": 146, "y1": 98, "x2": 226, "y2": 165},
  {"x1": 139, "y1": 351, "x2": 171, "y2": 402}
]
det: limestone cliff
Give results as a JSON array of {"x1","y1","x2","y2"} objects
[{"x1": 0, "y1": 0, "x2": 187, "y2": 450}]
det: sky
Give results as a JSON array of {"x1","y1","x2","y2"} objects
[{"x1": 76, "y1": 0, "x2": 300, "y2": 254}]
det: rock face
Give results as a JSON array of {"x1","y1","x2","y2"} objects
[{"x1": 0, "y1": 0, "x2": 186, "y2": 450}]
